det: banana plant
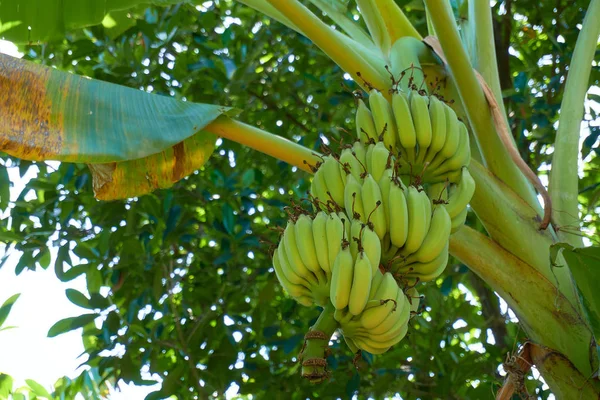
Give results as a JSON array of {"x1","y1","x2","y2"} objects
[{"x1": 1, "y1": 0, "x2": 600, "y2": 397}]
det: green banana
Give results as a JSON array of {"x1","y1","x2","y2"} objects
[
  {"x1": 294, "y1": 214, "x2": 321, "y2": 274},
  {"x1": 421, "y1": 188, "x2": 432, "y2": 237},
  {"x1": 326, "y1": 213, "x2": 345, "y2": 267},
  {"x1": 360, "y1": 322, "x2": 409, "y2": 350},
  {"x1": 361, "y1": 225, "x2": 382, "y2": 274},
  {"x1": 426, "y1": 182, "x2": 449, "y2": 205},
  {"x1": 348, "y1": 253, "x2": 373, "y2": 315},
  {"x1": 369, "y1": 141, "x2": 392, "y2": 182},
  {"x1": 352, "y1": 141, "x2": 368, "y2": 170},
  {"x1": 334, "y1": 307, "x2": 355, "y2": 325},
  {"x1": 365, "y1": 143, "x2": 375, "y2": 178},
  {"x1": 361, "y1": 174, "x2": 387, "y2": 240},
  {"x1": 378, "y1": 169, "x2": 394, "y2": 233},
  {"x1": 396, "y1": 242, "x2": 449, "y2": 281},
  {"x1": 330, "y1": 246, "x2": 354, "y2": 310},
  {"x1": 310, "y1": 168, "x2": 330, "y2": 209},
  {"x1": 356, "y1": 99, "x2": 378, "y2": 143},
  {"x1": 296, "y1": 296, "x2": 315, "y2": 307},
  {"x1": 352, "y1": 336, "x2": 391, "y2": 355},
  {"x1": 369, "y1": 288, "x2": 407, "y2": 335},
  {"x1": 369, "y1": 89, "x2": 397, "y2": 151},
  {"x1": 430, "y1": 122, "x2": 471, "y2": 180},
  {"x1": 427, "y1": 103, "x2": 461, "y2": 174},
  {"x1": 344, "y1": 174, "x2": 365, "y2": 220},
  {"x1": 406, "y1": 204, "x2": 451, "y2": 264},
  {"x1": 339, "y1": 148, "x2": 362, "y2": 181},
  {"x1": 446, "y1": 167, "x2": 476, "y2": 219},
  {"x1": 321, "y1": 156, "x2": 346, "y2": 207},
  {"x1": 451, "y1": 206, "x2": 469, "y2": 233},
  {"x1": 272, "y1": 247, "x2": 313, "y2": 300},
  {"x1": 343, "y1": 335, "x2": 360, "y2": 354},
  {"x1": 388, "y1": 181, "x2": 409, "y2": 248},
  {"x1": 368, "y1": 269, "x2": 385, "y2": 300},
  {"x1": 283, "y1": 221, "x2": 319, "y2": 286},
  {"x1": 409, "y1": 91, "x2": 432, "y2": 166},
  {"x1": 337, "y1": 211, "x2": 351, "y2": 243},
  {"x1": 277, "y1": 243, "x2": 310, "y2": 286},
  {"x1": 424, "y1": 95, "x2": 447, "y2": 165},
  {"x1": 312, "y1": 211, "x2": 331, "y2": 273},
  {"x1": 401, "y1": 185, "x2": 428, "y2": 255},
  {"x1": 392, "y1": 90, "x2": 417, "y2": 164},
  {"x1": 349, "y1": 219, "x2": 363, "y2": 260},
  {"x1": 360, "y1": 272, "x2": 399, "y2": 330}
]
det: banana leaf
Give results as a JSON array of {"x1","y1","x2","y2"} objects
[
  {"x1": 0, "y1": 53, "x2": 238, "y2": 200},
  {"x1": 0, "y1": 0, "x2": 189, "y2": 44}
]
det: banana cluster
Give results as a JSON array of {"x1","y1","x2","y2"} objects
[
  {"x1": 356, "y1": 88, "x2": 471, "y2": 183},
  {"x1": 273, "y1": 212, "x2": 351, "y2": 308},
  {"x1": 336, "y1": 271, "x2": 420, "y2": 354},
  {"x1": 309, "y1": 146, "x2": 454, "y2": 283},
  {"x1": 330, "y1": 220, "x2": 382, "y2": 316},
  {"x1": 271, "y1": 88, "x2": 477, "y2": 373}
]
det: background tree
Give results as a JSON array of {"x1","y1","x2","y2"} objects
[{"x1": 0, "y1": 0, "x2": 599, "y2": 399}]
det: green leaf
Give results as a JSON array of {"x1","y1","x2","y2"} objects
[
  {"x1": 0, "y1": 293, "x2": 20, "y2": 329},
  {"x1": 0, "y1": 231, "x2": 22, "y2": 243},
  {"x1": 25, "y1": 379, "x2": 52, "y2": 399},
  {"x1": 241, "y1": 169, "x2": 255, "y2": 187},
  {"x1": 102, "y1": 10, "x2": 138, "y2": 39},
  {"x1": 55, "y1": 246, "x2": 88, "y2": 282},
  {"x1": 36, "y1": 247, "x2": 52, "y2": 269},
  {"x1": 0, "y1": 165, "x2": 10, "y2": 210},
  {"x1": 0, "y1": 373, "x2": 14, "y2": 398},
  {"x1": 552, "y1": 243, "x2": 600, "y2": 338},
  {"x1": 86, "y1": 268, "x2": 103, "y2": 294},
  {"x1": 222, "y1": 203, "x2": 235, "y2": 235},
  {"x1": 48, "y1": 313, "x2": 97, "y2": 337},
  {"x1": 0, "y1": 53, "x2": 239, "y2": 200},
  {"x1": 66, "y1": 289, "x2": 92, "y2": 309},
  {"x1": 0, "y1": 0, "x2": 182, "y2": 44},
  {"x1": 306, "y1": 0, "x2": 372, "y2": 47}
]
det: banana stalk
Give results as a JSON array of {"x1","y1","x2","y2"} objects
[
  {"x1": 266, "y1": 0, "x2": 389, "y2": 92},
  {"x1": 423, "y1": 0, "x2": 541, "y2": 214},
  {"x1": 449, "y1": 227, "x2": 596, "y2": 387},
  {"x1": 299, "y1": 303, "x2": 339, "y2": 382},
  {"x1": 549, "y1": 0, "x2": 600, "y2": 246}
]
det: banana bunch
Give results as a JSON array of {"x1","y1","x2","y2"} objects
[
  {"x1": 335, "y1": 271, "x2": 420, "y2": 354},
  {"x1": 272, "y1": 211, "x2": 352, "y2": 307},
  {"x1": 377, "y1": 177, "x2": 452, "y2": 283},
  {"x1": 355, "y1": 88, "x2": 471, "y2": 184},
  {"x1": 311, "y1": 141, "x2": 397, "y2": 216}
]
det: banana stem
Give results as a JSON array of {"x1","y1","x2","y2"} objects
[
  {"x1": 423, "y1": 0, "x2": 541, "y2": 213},
  {"x1": 468, "y1": 0, "x2": 508, "y2": 122},
  {"x1": 299, "y1": 303, "x2": 339, "y2": 382},
  {"x1": 372, "y1": 0, "x2": 422, "y2": 43},
  {"x1": 265, "y1": 0, "x2": 389, "y2": 92},
  {"x1": 449, "y1": 226, "x2": 595, "y2": 386},
  {"x1": 204, "y1": 118, "x2": 321, "y2": 173},
  {"x1": 357, "y1": 0, "x2": 391, "y2": 55},
  {"x1": 549, "y1": 0, "x2": 600, "y2": 247},
  {"x1": 468, "y1": 161, "x2": 570, "y2": 287},
  {"x1": 236, "y1": 0, "x2": 300, "y2": 32},
  {"x1": 306, "y1": 0, "x2": 374, "y2": 48}
]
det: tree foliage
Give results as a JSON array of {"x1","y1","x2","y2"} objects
[{"x1": 0, "y1": 1, "x2": 598, "y2": 399}]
